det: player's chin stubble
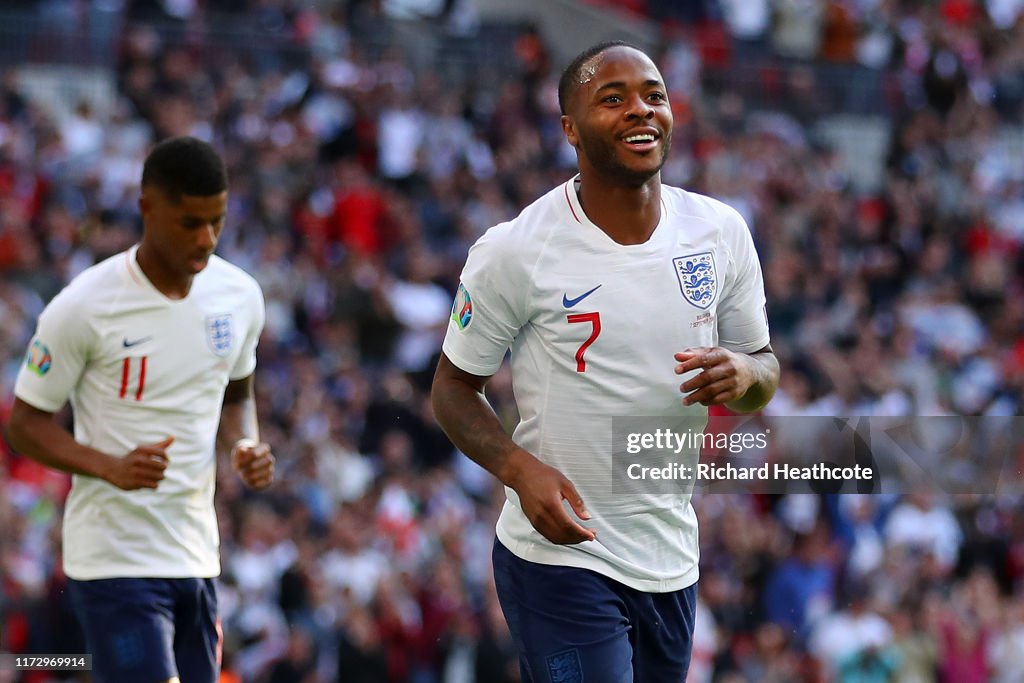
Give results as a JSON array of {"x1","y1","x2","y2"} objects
[{"x1": 580, "y1": 132, "x2": 672, "y2": 188}]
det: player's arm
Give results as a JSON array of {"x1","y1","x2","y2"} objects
[
  {"x1": 431, "y1": 353, "x2": 595, "y2": 545},
  {"x1": 674, "y1": 344, "x2": 779, "y2": 413},
  {"x1": 219, "y1": 373, "x2": 274, "y2": 489},
  {"x1": 5, "y1": 398, "x2": 171, "y2": 490}
]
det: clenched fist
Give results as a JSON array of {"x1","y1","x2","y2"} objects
[
  {"x1": 105, "y1": 436, "x2": 174, "y2": 490},
  {"x1": 231, "y1": 438, "x2": 275, "y2": 489}
]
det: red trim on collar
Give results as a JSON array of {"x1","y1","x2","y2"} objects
[
  {"x1": 125, "y1": 251, "x2": 143, "y2": 286},
  {"x1": 564, "y1": 182, "x2": 581, "y2": 224}
]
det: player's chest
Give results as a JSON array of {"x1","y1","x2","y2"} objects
[
  {"x1": 92, "y1": 304, "x2": 243, "y2": 400},
  {"x1": 528, "y1": 248, "x2": 724, "y2": 369}
]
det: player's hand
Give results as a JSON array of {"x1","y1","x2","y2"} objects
[
  {"x1": 105, "y1": 436, "x2": 174, "y2": 490},
  {"x1": 504, "y1": 450, "x2": 596, "y2": 545},
  {"x1": 675, "y1": 347, "x2": 757, "y2": 406},
  {"x1": 231, "y1": 438, "x2": 275, "y2": 490}
]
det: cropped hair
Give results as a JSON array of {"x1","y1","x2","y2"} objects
[{"x1": 141, "y1": 136, "x2": 227, "y2": 200}]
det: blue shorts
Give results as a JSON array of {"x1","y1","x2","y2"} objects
[
  {"x1": 493, "y1": 539, "x2": 696, "y2": 683},
  {"x1": 67, "y1": 577, "x2": 220, "y2": 683}
]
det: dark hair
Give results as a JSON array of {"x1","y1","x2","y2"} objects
[
  {"x1": 141, "y1": 136, "x2": 227, "y2": 200},
  {"x1": 557, "y1": 40, "x2": 639, "y2": 115}
]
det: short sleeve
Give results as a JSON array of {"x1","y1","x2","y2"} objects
[
  {"x1": 717, "y1": 209, "x2": 771, "y2": 353},
  {"x1": 229, "y1": 281, "x2": 265, "y2": 380},
  {"x1": 441, "y1": 224, "x2": 529, "y2": 376},
  {"x1": 14, "y1": 288, "x2": 95, "y2": 412}
]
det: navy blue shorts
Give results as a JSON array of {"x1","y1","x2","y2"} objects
[
  {"x1": 493, "y1": 539, "x2": 696, "y2": 683},
  {"x1": 67, "y1": 577, "x2": 220, "y2": 683}
]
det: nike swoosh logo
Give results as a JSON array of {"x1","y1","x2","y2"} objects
[
  {"x1": 562, "y1": 284, "x2": 602, "y2": 308},
  {"x1": 122, "y1": 337, "x2": 152, "y2": 348}
]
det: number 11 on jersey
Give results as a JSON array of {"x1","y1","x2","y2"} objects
[
  {"x1": 567, "y1": 312, "x2": 601, "y2": 373},
  {"x1": 119, "y1": 356, "x2": 147, "y2": 400}
]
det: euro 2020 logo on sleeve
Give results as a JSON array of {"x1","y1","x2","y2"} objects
[
  {"x1": 205, "y1": 314, "x2": 233, "y2": 356},
  {"x1": 674, "y1": 252, "x2": 718, "y2": 309},
  {"x1": 451, "y1": 283, "x2": 472, "y2": 330},
  {"x1": 25, "y1": 340, "x2": 52, "y2": 376}
]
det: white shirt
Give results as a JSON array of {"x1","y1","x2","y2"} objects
[
  {"x1": 442, "y1": 177, "x2": 770, "y2": 591},
  {"x1": 387, "y1": 279, "x2": 452, "y2": 371},
  {"x1": 719, "y1": 0, "x2": 770, "y2": 39},
  {"x1": 810, "y1": 609, "x2": 893, "y2": 673},
  {"x1": 377, "y1": 106, "x2": 424, "y2": 179},
  {"x1": 15, "y1": 245, "x2": 265, "y2": 580},
  {"x1": 884, "y1": 499, "x2": 963, "y2": 570}
]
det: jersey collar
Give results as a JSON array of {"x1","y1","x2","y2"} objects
[{"x1": 562, "y1": 175, "x2": 669, "y2": 252}]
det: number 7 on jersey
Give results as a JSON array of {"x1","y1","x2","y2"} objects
[{"x1": 567, "y1": 312, "x2": 601, "y2": 373}]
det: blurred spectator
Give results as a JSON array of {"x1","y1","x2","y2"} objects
[
  {"x1": 989, "y1": 594, "x2": 1024, "y2": 683},
  {"x1": 763, "y1": 524, "x2": 837, "y2": 643},
  {"x1": 337, "y1": 606, "x2": 390, "y2": 683},
  {"x1": 383, "y1": 252, "x2": 450, "y2": 373},
  {"x1": 884, "y1": 493, "x2": 963, "y2": 573},
  {"x1": 266, "y1": 626, "x2": 318, "y2": 683},
  {"x1": 772, "y1": 0, "x2": 825, "y2": 60},
  {"x1": 810, "y1": 581, "x2": 893, "y2": 677},
  {"x1": 820, "y1": 0, "x2": 858, "y2": 63},
  {"x1": 376, "y1": 84, "x2": 425, "y2": 187},
  {"x1": 889, "y1": 601, "x2": 939, "y2": 683}
]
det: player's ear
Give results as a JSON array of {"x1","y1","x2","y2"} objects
[{"x1": 561, "y1": 115, "x2": 579, "y2": 148}]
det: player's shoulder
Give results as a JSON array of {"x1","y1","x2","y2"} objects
[
  {"x1": 663, "y1": 185, "x2": 747, "y2": 231},
  {"x1": 470, "y1": 183, "x2": 566, "y2": 262},
  {"x1": 203, "y1": 255, "x2": 264, "y2": 298},
  {"x1": 72, "y1": 248, "x2": 129, "y2": 286},
  {"x1": 48, "y1": 249, "x2": 131, "y2": 311}
]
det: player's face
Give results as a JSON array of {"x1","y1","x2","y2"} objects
[
  {"x1": 562, "y1": 47, "x2": 673, "y2": 187},
  {"x1": 140, "y1": 188, "x2": 227, "y2": 276}
]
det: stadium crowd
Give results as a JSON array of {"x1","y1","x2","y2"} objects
[{"x1": 2, "y1": 0, "x2": 1024, "y2": 681}]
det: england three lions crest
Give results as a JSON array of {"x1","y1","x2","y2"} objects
[
  {"x1": 674, "y1": 252, "x2": 718, "y2": 309},
  {"x1": 206, "y1": 314, "x2": 233, "y2": 356}
]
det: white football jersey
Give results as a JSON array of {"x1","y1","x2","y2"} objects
[
  {"x1": 15, "y1": 245, "x2": 265, "y2": 580},
  {"x1": 442, "y1": 177, "x2": 770, "y2": 591}
]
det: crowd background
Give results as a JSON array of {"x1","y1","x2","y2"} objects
[{"x1": 1, "y1": 0, "x2": 1024, "y2": 681}]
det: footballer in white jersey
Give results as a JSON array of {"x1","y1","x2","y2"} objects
[
  {"x1": 14, "y1": 244, "x2": 264, "y2": 580},
  {"x1": 9, "y1": 137, "x2": 273, "y2": 683},
  {"x1": 443, "y1": 175, "x2": 769, "y2": 591},
  {"x1": 432, "y1": 43, "x2": 777, "y2": 683}
]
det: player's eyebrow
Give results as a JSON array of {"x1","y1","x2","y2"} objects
[
  {"x1": 182, "y1": 213, "x2": 226, "y2": 223},
  {"x1": 594, "y1": 79, "x2": 664, "y2": 94}
]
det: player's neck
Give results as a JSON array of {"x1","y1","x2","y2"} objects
[
  {"x1": 576, "y1": 173, "x2": 662, "y2": 246},
  {"x1": 136, "y1": 244, "x2": 194, "y2": 300}
]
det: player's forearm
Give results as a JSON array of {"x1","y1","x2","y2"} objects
[
  {"x1": 431, "y1": 376, "x2": 531, "y2": 487},
  {"x1": 218, "y1": 376, "x2": 259, "y2": 452},
  {"x1": 218, "y1": 399, "x2": 259, "y2": 452},
  {"x1": 6, "y1": 400, "x2": 117, "y2": 481},
  {"x1": 726, "y1": 351, "x2": 780, "y2": 413}
]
